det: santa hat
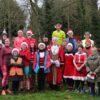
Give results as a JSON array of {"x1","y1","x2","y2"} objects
[
  {"x1": 67, "y1": 43, "x2": 73, "y2": 48},
  {"x1": 54, "y1": 23, "x2": 62, "y2": 29},
  {"x1": 2, "y1": 29, "x2": 7, "y2": 35},
  {"x1": 84, "y1": 31, "x2": 91, "y2": 37},
  {"x1": 38, "y1": 43, "x2": 46, "y2": 49},
  {"x1": 12, "y1": 48, "x2": 19, "y2": 55},
  {"x1": 21, "y1": 42, "x2": 28, "y2": 48},
  {"x1": 67, "y1": 30, "x2": 74, "y2": 35},
  {"x1": 26, "y1": 29, "x2": 33, "y2": 35},
  {"x1": 17, "y1": 30, "x2": 23, "y2": 34}
]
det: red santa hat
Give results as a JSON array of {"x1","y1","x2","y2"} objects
[
  {"x1": 67, "y1": 30, "x2": 74, "y2": 35},
  {"x1": 54, "y1": 23, "x2": 62, "y2": 29},
  {"x1": 26, "y1": 29, "x2": 33, "y2": 35},
  {"x1": 67, "y1": 43, "x2": 73, "y2": 48},
  {"x1": 84, "y1": 32, "x2": 91, "y2": 37},
  {"x1": 21, "y1": 42, "x2": 28, "y2": 48},
  {"x1": 12, "y1": 48, "x2": 19, "y2": 55},
  {"x1": 38, "y1": 43, "x2": 46, "y2": 49}
]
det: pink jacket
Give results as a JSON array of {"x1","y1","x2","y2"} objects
[{"x1": 14, "y1": 36, "x2": 25, "y2": 49}]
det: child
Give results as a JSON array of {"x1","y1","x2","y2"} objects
[
  {"x1": 63, "y1": 43, "x2": 75, "y2": 91},
  {"x1": 34, "y1": 43, "x2": 51, "y2": 91},
  {"x1": 20, "y1": 42, "x2": 31, "y2": 91},
  {"x1": 8, "y1": 48, "x2": 24, "y2": 94},
  {"x1": 73, "y1": 45, "x2": 87, "y2": 93}
]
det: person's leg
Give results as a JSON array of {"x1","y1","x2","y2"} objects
[
  {"x1": 80, "y1": 81, "x2": 85, "y2": 93},
  {"x1": 75, "y1": 80, "x2": 80, "y2": 90},
  {"x1": 97, "y1": 82, "x2": 100, "y2": 96},
  {"x1": 90, "y1": 82, "x2": 95, "y2": 96},
  {"x1": 67, "y1": 78, "x2": 74, "y2": 90}
]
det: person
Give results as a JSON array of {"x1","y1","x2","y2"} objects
[
  {"x1": 2, "y1": 29, "x2": 8, "y2": 44},
  {"x1": 34, "y1": 43, "x2": 51, "y2": 91},
  {"x1": 52, "y1": 23, "x2": 66, "y2": 45},
  {"x1": 86, "y1": 47, "x2": 100, "y2": 96},
  {"x1": 63, "y1": 43, "x2": 75, "y2": 91},
  {"x1": 14, "y1": 30, "x2": 25, "y2": 49},
  {"x1": 66, "y1": 30, "x2": 78, "y2": 54},
  {"x1": 29, "y1": 41, "x2": 37, "y2": 90},
  {"x1": 8, "y1": 48, "x2": 24, "y2": 94},
  {"x1": 1, "y1": 38, "x2": 12, "y2": 95},
  {"x1": 24, "y1": 30, "x2": 37, "y2": 47},
  {"x1": 20, "y1": 42, "x2": 31, "y2": 91},
  {"x1": 42, "y1": 34, "x2": 49, "y2": 46},
  {"x1": 47, "y1": 37, "x2": 64, "y2": 90},
  {"x1": 82, "y1": 32, "x2": 94, "y2": 48},
  {"x1": 0, "y1": 41, "x2": 3, "y2": 86},
  {"x1": 73, "y1": 45, "x2": 87, "y2": 93}
]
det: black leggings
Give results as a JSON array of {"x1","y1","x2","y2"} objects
[
  {"x1": 66, "y1": 78, "x2": 74, "y2": 89},
  {"x1": 75, "y1": 80, "x2": 84, "y2": 90},
  {"x1": 12, "y1": 81, "x2": 20, "y2": 93},
  {"x1": 37, "y1": 68, "x2": 46, "y2": 91}
]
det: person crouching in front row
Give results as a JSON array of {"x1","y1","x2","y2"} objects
[{"x1": 8, "y1": 48, "x2": 24, "y2": 94}]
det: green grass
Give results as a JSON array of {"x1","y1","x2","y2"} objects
[{"x1": 0, "y1": 90, "x2": 100, "y2": 100}]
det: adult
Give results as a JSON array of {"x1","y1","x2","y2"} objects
[
  {"x1": 82, "y1": 32, "x2": 94, "y2": 48},
  {"x1": 52, "y1": 23, "x2": 66, "y2": 45},
  {"x1": 2, "y1": 29, "x2": 8, "y2": 44},
  {"x1": 14, "y1": 30, "x2": 25, "y2": 49}
]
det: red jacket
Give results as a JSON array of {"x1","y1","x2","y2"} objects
[{"x1": 20, "y1": 49, "x2": 30, "y2": 66}]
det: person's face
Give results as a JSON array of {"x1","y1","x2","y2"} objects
[
  {"x1": 18, "y1": 31, "x2": 23, "y2": 37},
  {"x1": 13, "y1": 51, "x2": 18, "y2": 56},
  {"x1": 21, "y1": 44, "x2": 27, "y2": 50},
  {"x1": 68, "y1": 33, "x2": 73, "y2": 37},
  {"x1": 66, "y1": 45, "x2": 73, "y2": 52},
  {"x1": 5, "y1": 39, "x2": 10, "y2": 46},
  {"x1": 43, "y1": 37, "x2": 48, "y2": 43},
  {"x1": 78, "y1": 47, "x2": 83, "y2": 53},
  {"x1": 85, "y1": 34, "x2": 90, "y2": 39},
  {"x1": 39, "y1": 45, "x2": 45, "y2": 50},
  {"x1": 62, "y1": 40, "x2": 67, "y2": 47},
  {"x1": 3, "y1": 34, "x2": 7, "y2": 40},
  {"x1": 52, "y1": 39, "x2": 58, "y2": 45},
  {"x1": 27, "y1": 33, "x2": 32, "y2": 38},
  {"x1": 55, "y1": 24, "x2": 61, "y2": 30}
]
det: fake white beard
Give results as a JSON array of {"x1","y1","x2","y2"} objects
[{"x1": 51, "y1": 45, "x2": 59, "y2": 55}]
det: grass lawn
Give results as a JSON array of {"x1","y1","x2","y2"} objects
[{"x1": 0, "y1": 90, "x2": 100, "y2": 100}]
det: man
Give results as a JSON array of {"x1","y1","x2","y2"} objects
[{"x1": 52, "y1": 23, "x2": 66, "y2": 45}]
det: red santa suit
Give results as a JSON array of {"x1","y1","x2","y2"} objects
[
  {"x1": 73, "y1": 52, "x2": 87, "y2": 81},
  {"x1": 63, "y1": 53, "x2": 75, "y2": 79},
  {"x1": 47, "y1": 45, "x2": 64, "y2": 85},
  {"x1": 24, "y1": 38, "x2": 37, "y2": 48}
]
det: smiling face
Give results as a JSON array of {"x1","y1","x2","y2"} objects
[
  {"x1": 2, "y1": 34, "x2": 7, "y2": 40},
  {"x1": 39, "y1": 44, "x2": 45, "y2": 50},
  {"x1": 27, "y1": 33, "x2": 32, "y2": 38},
  {"x1": 78, "y1": 46, "x2": 83, "y2": 53},
  {"x1": 66, "y1": 45, "x2": 73, "y2": 52},
  {"x1": 21, "y1": 44, "x2": 27, "y2": 50},
  {"x1": 18, "y1": 30, "x2": 23, "y2": 37},
  {"x1": 13, "y1": 50, "x2": 18, "y2": 56},
  {"x1": 5, "y1": 39, "x2": 10, "y2": 46}
]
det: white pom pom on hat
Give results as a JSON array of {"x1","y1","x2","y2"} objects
[{"x1": 12, "y1": 48, "x2": 19, "y2": 54}]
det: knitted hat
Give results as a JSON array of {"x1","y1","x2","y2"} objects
[{"x1": 12, "y1": 48, "x2": 19, "y2": 54}]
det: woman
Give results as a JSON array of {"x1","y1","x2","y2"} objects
[
  {"x1": 47, "y1": 37, "x2": 64, "y2": 90},
  {"x1": 20, "y1": 42, "x2": 31, "y2": 91},
  {"x1": 73, "y1": 45, "x2": 87, "y2": 93},
  {"x1": 8, "y1": 48, "x2": 24, "y2": 94},
  {"x1": 2, "y1": 38, "x2": 12, "y2": 95},
  {"x1": 63, "y1": 43, "x2": 75, "y2": 91},
  {"x1": 86, "y1": 47, "x2": 100, "y2": 96},
  {"x1": 34, "y1": 43, "x2": 51, "y2": 91}
]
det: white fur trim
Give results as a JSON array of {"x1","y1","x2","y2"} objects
[
  {"x1": 40, "y1": 52, "x2": 45, "y2": 58},
  {"x1": 12, "y1": 48, "x2": 19, "y2": 54},
  {"x1": 67, "y1": 30, "x2": 73, "y2": 35},
  {"x1": 21, "y1": 42, "x2": 28, "y2": 48},
  {"x1": 38, "y1": 43, "x2": 46, "y2": 49},
  {"x1": 67, "y1": 43, "x2": 73, "y2": 48}
]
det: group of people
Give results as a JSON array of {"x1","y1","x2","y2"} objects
[{"x1": 0, "y1": 23, "x2": 100, "y2": 97}]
